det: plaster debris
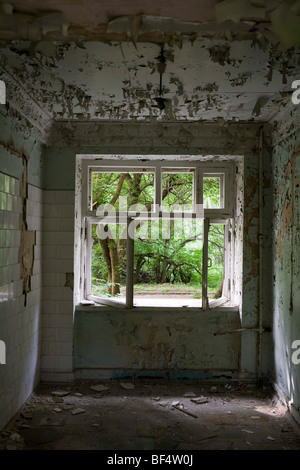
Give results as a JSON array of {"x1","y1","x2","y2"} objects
[
  {"x1": 242, "y1": 429, "x2": 255, "y2": 434},
  {"x1": 73, "y1": 392, "x2": 83, "y2": 397},
  {"x1": 53, "y1": 408, "x2": 62, "y2": 413},
  {"x1": 171, "y1": 400, "x2": 180, "y2": 407},
  {"x1": 267, "y1": 436, "x2": 275, "y2": 441},
  {"x1": 90, "y1": 384, "x2": 109, "y2": 392},
  {"x1": 51, "y1": 390, "x2": 70, "y2": 397},
  {"x1": 191, "y1": 397, "x2": 209, "y2": 405},
  {"x1": 210, "y1": 386, "x2": 218, "y2": 393},
  {"x1": 120, "y1": 382, "x2": 135, "y2": 390},
  {"x1": 72, "y1": 408, "x2": 86, "y2": 415}
]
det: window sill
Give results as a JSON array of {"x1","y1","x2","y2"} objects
[{"x1": 76, "y1": 298, "x2": 239, "y2": 312}]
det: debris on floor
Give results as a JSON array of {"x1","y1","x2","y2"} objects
[
  {"x1": 71, "y1": 408, "x2": 86, "y2": 415},
  {"x1": 120, "y1": 382, "x2": 135, "y2": 390},
  {"x1": 191, "y1": 397, "x2": 209, "y2": 405},
  {"x1": 1, "y1": 379, "x2": 300, "y2": 450},
  {"x1": 90, "y1": 384, "x2": 109, "y2": 392},
  {"x1": 51, "y1": 391, "x2": 70, "y2": 397}
]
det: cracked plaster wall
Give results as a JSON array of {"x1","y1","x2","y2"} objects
[
  {"x1": 74, "y1": 308, "x2": 241, "y2": 380},
  {"x1": 271, "y1": 108, "x2": 300, "y2": 424},
  {"x1": 0, "y1": 114, "x2": 44, "y2": 429},
  {"x1": 40, "y1": 120, "x2": 273, "y2": 381}
]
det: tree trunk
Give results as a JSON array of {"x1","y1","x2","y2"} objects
[
  {"x1": 134, "y1": 255, "x2": 145, "y2": 284},
  {"x1": 108, "y1": 240, "x2": 121, "y2": 295},
  {"x1": 99, "y1": 238, "x2": 112, "y2": 293},
  {"x1": 160, "y1": 257, "x2": 168, "y2": 284}
]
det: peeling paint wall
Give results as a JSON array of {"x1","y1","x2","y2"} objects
[
  {"x1": 37, "y1": 119, "x2": 274, "y2": 382},
  {"x1": 271, "y1": 108, "x2": 300, "y2": 424},
  {"x1": 74, "y1": 308, "x2": 241, "y2": 379},
  {"x1": 0, "y1": 114, "x2": 44, "y2": 429}
]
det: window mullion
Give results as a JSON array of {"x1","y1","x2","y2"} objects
[
  {"x1": 126, "y1": 217, "x2": 134, "y2": 308},
  {"x1": 85, "y1": 218, "x2": 91, "y2": 298},
  {"x1": 202, "y1": 218, "x2": 209, "y2": 310},
  {"x1": 155, "y1": 166, "x2": 162, "y2": 210},
  {"x1": 195, "y1": 167, "x2": 203, "y2": 207}
]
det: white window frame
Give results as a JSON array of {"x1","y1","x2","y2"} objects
[{"x1": 80, "y1": 159, "x2": 236, "y2": 310}]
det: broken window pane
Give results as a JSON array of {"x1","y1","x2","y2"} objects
[
  {"x1": 161, "y1": 171, "x2": 194, "y2": 211},
  {"x1": 133, "y1": 218, "x2": 203, "y2": 307},
  {"x1": 207, "y1": 224, "x2": 225, "y2": 299},
  {"x1": 91, "y1": 222, "x2": 127, "y2": 303},
  {"x1": 91, "y1": 172, "x2": 154, "y2": 212}
]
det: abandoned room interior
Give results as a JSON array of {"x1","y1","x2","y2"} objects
[{"x1": 0, "y1": 0, "x2": 300, "y2": 452}]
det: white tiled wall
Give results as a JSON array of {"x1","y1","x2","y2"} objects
[
  {"x1": 41, "y1": 190, "x2": 75, "y2": 382},
  {"x1": 0, "y1": 174, "x2": 42, "y2": 430}
]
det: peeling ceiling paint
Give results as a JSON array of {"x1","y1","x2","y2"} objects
[
  {"x1": 0, "y1": 38, "x2": 299, "y2": 124},
  {"x1": 0, "y1": 0, "x2": 299, "y2": 130}
]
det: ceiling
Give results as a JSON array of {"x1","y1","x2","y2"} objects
[{"x1": 0, "y1": 0, "x2": 299, "y2": 130}]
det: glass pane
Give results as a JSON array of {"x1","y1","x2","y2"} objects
[
  {"x1": 133, "y1": 217, "x2": 203, "y2": 307},
  {"x1": 207, "y1": 224, "x2": 225, "y2": 299},
  {"x1": 92, "y1": 172, "x2": 154, "y2": 211},
  {"x1": 91, "y1": 222, "x2": 127, "y2": 302},
  {"x1": 203, "y1": 176, "x2": 221, "y2": 208},
  {"x1": 161, "y1": 171, "x2": 194, "y2": 211}
]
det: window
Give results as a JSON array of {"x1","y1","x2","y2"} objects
[{"x1": 79, "y1": 159, "x2": 236, "y2": 310}]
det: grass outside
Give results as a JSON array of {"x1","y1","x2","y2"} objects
[{"x1": 92, "y1": 281, "x2": 221, "y2": 299}]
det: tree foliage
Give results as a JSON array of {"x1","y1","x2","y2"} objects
[{"x1": 91, "y1": 171, "x2": 224, "y2": 299}]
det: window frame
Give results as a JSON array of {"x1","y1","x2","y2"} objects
[{"x1": 81, "y1": 159, "x2": 235, "y2": 310}]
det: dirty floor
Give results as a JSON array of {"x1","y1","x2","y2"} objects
[{"x1": 1, "y1": 379, "x2": 300, "y2": 451}]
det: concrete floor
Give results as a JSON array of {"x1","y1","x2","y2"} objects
[{"x1": 1, "y1": 379, "x2": 300, "y2": 451}]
